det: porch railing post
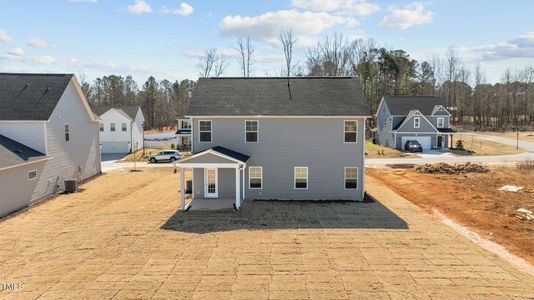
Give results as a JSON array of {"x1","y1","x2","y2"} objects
[
  {"x1": 235, "y1": 167, "x2": 240, "y2": 209},
  {"x1": 180, "y1": 167, "x2": 185, "y2": 209}
]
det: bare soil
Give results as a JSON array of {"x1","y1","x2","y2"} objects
[
  {"x1": 368, "y1": 167, "x2": 534, "y2": 265},
  {"x1": 481, "y1": 131, "x2": 534, "y2": 143},
  {"x1": 452, "y1": 134, "x2": 525, "y2": 156},
  {"x1": 365, "y1": 141, "x2": 418, "y2": 158}
]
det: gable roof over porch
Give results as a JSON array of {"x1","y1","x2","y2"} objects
[{"x1": 177, "y1": 146, "x2": 249, "y2": 166}]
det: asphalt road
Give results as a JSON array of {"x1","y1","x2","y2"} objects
[{"x1": 101, "y1": 133, "x2": 534, "y2": 171}]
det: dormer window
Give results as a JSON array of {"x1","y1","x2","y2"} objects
[
  {"x1": 437, "y1": 117, "x2": 444, "y2": 128},
  {"x1": 414, "y1": 117, "x2": 420, "y2": 128}
]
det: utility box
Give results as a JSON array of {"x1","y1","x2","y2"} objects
[{"x1": 64, "y1": 180, "x2": 79, "y2": 193}]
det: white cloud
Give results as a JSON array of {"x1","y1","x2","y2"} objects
[
  {"x1": 8, "y1": 47, "x2": 24, "y2": 57},
  {"x1": 183, "y1": 48, "x2": 240, "y2": 59},
  {"x1": 127, "y1": 0, "x2": 152, "y2": 14},
  {"x1": 379, "y1": 2, "x2": 433, "y2": 30},
  {"x1": 30, "y1": 55, "x2": 57, "y2": 64},
  {"x1": 28, "y1": 38, "x2": 55, "y2": 48},
  {"x1": 219, "y1": 10, "x2": 358, "y2": 44},
  {"x1": 465, "y1": 32, "x2": 534, "y2": 61},
  {"x1": 0, "y1": 29, "x2": 12, "y2": 43},
  {"x1": 161, "y1": 2, "x2": 194, "y2": 16},
  {"x1": 291, "y1": 0, "x2": 379, "y2": 16}
]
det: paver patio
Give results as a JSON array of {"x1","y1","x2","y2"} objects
[{"x1": 1, "y1": 168, "x2": 533, "y2": 299}]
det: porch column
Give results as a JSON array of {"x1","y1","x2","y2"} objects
[
  {"x1": 241, "y1": 168, "x2": 245, "y2": 200},
  {"x1": 235, "y1": 167, "x2": 241, "y2": 209},
  {"x1": 180, "y1": 167, "x2": 185, "y2": 209}
]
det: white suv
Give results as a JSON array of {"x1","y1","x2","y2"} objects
[{"x1": 148, "y1": 150, "x2": 181, "y2": 163}]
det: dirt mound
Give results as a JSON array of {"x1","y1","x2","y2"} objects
[{"x1": 415, "y1": 162, "x2": 490, "y2": 174}]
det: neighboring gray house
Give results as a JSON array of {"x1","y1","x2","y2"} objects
[
  {"x1": 374, "y1": 96, "x2": 454, "y2": 151},
  {"x1": 176, "y1": 77, "x2": 370, "y2": 210},
  {"x1": 0, "y1": 73, "x2": 101, "y2": 217}
]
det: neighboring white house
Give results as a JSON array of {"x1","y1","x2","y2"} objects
[
  {"x1": 0, "y1": 73, "x2": 102, "y2": 217},
  {"x1": 175, "y1": 117, "x2": 191, "y2": 150},
  {"x1": 92, "y1": 106, "x2": 145, "y2": 154}
]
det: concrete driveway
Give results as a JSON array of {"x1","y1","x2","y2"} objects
[{"x1": 0, "y1": 168, "x2": 533, "y2": 299}]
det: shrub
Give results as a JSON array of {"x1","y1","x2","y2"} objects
[{"x1": 456, "y1": 140, "x2": 464, "y2": 150}]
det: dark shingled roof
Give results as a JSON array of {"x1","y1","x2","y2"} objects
[
  {"x1": 438, "y1": 128, "x2": 456, "y2": 133},
  {"x1": 0, "y1": 73, "x2": 73, "y2": 120},
  {"x1": 91, "y1": 105, "x2": 141, "y2": 120},
  {"x1": 187, "y1": 77, "x2": 370, "y2": 116},
  {"x1": 383, "y1": 96, "x2": 445, "y2": 115},
  {"x1": 0, "y1": 135, "x2": 47, "y2": 169},
  {"x1": 192, "y1": 146, "x2": 250, "y2": 163}
]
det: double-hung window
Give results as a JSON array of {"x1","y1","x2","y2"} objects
[
  {"x1": 199, "y1": 120, "x2": 212, "y2": 142},
  {"x1": 64, "y1": 124, "x2": 70, "y2": 141},
  {"x1": 437, "y1": 117, "x2": 444, "y2": 128},
  {"x1": 99, "y1": 123, "x2": 104, "y2": 132},
  {"x1": 245, "y1": 120, "x2": 258, "y2": 143},
  {"x1": 344, "y1": 121, "x2": 357, "y2": 143},
  {"x1": 122, "y1": 123, "x2": 127, "y2": 131},
  {"x1": 294, "y1": 167, "x2": 308, "y2": 189},
  {"x1": 344, "y1": 167, "x2": 358, "y2": 189},
  {"x1": 249, "y1": 167, "x2": 262, "y2": 189},
  {"x1": 414, "y1": 117, "x2": 421, "y2": 128},
  {"x1": 110, "y1": 123, "x2": 116, "y2": 132}
]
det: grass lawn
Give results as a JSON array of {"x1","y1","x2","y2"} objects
[
  {"x1": 119, "y1": 148, "x2": 190, "y2": 162},
  {"x1": 365, "y1": 141, "x2": 418, "y2": 158},
  {"x1": 481, "y1": 131, "x2": 534, "y2": 143},
  {"x1": 452, "y1": 134, "x2": 525, "y2": 156}
]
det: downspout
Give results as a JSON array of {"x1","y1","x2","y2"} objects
[{"x1": 130, "y1": 121, "x2": 134, "y2": 153}]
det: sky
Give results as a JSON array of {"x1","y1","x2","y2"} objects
[{"x1": 0, "y1": 0, "x2": 533, "y2": 84}]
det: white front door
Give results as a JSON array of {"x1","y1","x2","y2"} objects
[{"x1": 204, "y1": 168, "x2": 218, "y2": 198}]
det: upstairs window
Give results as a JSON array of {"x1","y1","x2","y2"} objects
[
  {"x1": 437, "y1": 117, "x2": 445, "y2": 128},
  {"x1": 199, "y1": 120, "x2": 212, "y2": 142},
  {"x1": 249, "y1": 167, "x2": 262, "y2": 189},
  {"x1": 181, "y1": 120, "x2": 191, "y2": 129},
  {"x1": 64, "y1": 124, "x2": 70, "y2": 141},
  {"x1": 99, "y1": 123, "x2": 104, "y2": 132},
  {"x1": 294, "y1": 167, "x2": 308, "y2": 189},
  {"x1": 122, "y1": 123, "x2": 127, "y2": 132},
  {"x1": 245, "y1": 120, "x2": 258, "y2": 143},
  {"x1": 345, "y1": 167, "x2": 358, "y2": 189},
  {"x1": 344, "y1": 121, "x2": 357, "y2": 143},
  {"x1": 110, "y1": 123, "x2": 116, "y2": 132},
  {"x1": 414, "y1": 117, "x2": 421, "y2": 128}
]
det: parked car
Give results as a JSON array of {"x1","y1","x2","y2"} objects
[
  {"x1": 148, "y1": 150, "x2": 181, "y2": 163},
  {"x1": 404, "y1": 140, "x2": 423, "y2": 153}
]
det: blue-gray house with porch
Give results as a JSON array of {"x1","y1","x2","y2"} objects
[{"x1": 374, "y1": 96, "x2": 455, "y2": 151}]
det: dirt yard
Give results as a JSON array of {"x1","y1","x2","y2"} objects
[
  {"x1": 481, "y1": 131, "x2": 534, "y2": 143},
  {"x1": 452, "y1": 134, "x2": 525, "y2": 156},
  {"x1": 1, "y1": 168, "x2": 534, "y2": 299},
  {"x1": 368, "y1": 166, "x2": 534, "y2": 265},
  {"x1": 365, "y1": 141, "x2": 418, "y2": 158}
]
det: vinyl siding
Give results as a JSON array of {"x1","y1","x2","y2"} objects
[
  {"x1": 193, "y1": 168, "x2": 237, "y2": 199},
  {"x1": 191, "y1": 117, "x2": 365, "y2": 201},
  {"x1": 31, "y1": 80, "x2": 101, "y2": 203},
  {"x1": 0, "y1": 121, "x2": 47, "y2": 153},
  {"x1": 429, "y1": 116, "x2": 450, "y2": 128},
  {"x1": 0, "y1": 161, "x2": 46, "y2": 217},
  {"x1": 396, "y1": 114, "x2": 437, "y2": 133}
]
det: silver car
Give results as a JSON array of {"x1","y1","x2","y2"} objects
[{"x1": 148, "y1": 150, "x2": 181, "y2": 163}]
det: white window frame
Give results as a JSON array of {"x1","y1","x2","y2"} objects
[
  {"x1": 294, "y1": 167, "x2": 308, "y2": 190},
  {"x1": 414, "y1": 117, "x2": 421, "y2": 128},
  {"x1": 248, "y1": 166, "x2": 263, "y2": 189},
  {"x1": 181, "y1": 120, "x2": 191, "y2": 129},
  {"x1": 122, "y1": 123, "x2": 127, "y2": 132},
  {"x1": 64, "y1": 123, "x2": 70, "y2": 141},
  {"x1": 198, "y1": 120, "x2": 212, "y2": 143},
  {"x1": 344, "y1": 167, "x2": 358, "y2": 190},
  {"x1": 437, "y1": 117, "x2": 444, "y2": 128},
  {"x1": 110, "y1": 123, "x2": 116, "y2": 132},
  {"x1": 27, "y1": 170, "x2": 38, "y2": 181},
  {"x1": 245, "y1": 120, "x2": 259, "y2": 143},
  {"x1": 343, "y1": 120, "x2": 358, "y2": 143}
]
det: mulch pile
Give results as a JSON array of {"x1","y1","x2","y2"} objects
[{"x1": 415, "y1": 162, "x2": 490, "y2": 174}]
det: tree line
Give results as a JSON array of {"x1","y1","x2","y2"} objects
[
  {"x1": 82, "y1": 31, "x2": 534, "y2": 131},
  {"x1": 81, "y1": 75, "x2": 195, "y2": 130}
]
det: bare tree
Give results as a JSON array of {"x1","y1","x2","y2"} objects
[
  {"x1": 234, "y1": 37, "x2": 255, "y2": 77},
  {"x1": 198, "y1": 48, "x2": 227, "y2": 77},
  {"x1": 278, "y1": 28, "x2": 297, "y2": 77}
]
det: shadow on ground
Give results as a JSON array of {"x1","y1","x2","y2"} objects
[{"x1": 161, "y1": 194, "x2": 408, "y2": 233}]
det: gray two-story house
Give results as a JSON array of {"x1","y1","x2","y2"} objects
[
  {"x1": 374, "y1": 96, "x2": 454, "y2": 151},
  {"x1": 176, "y1": 77, "x2": 370, "y2": 209}
]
